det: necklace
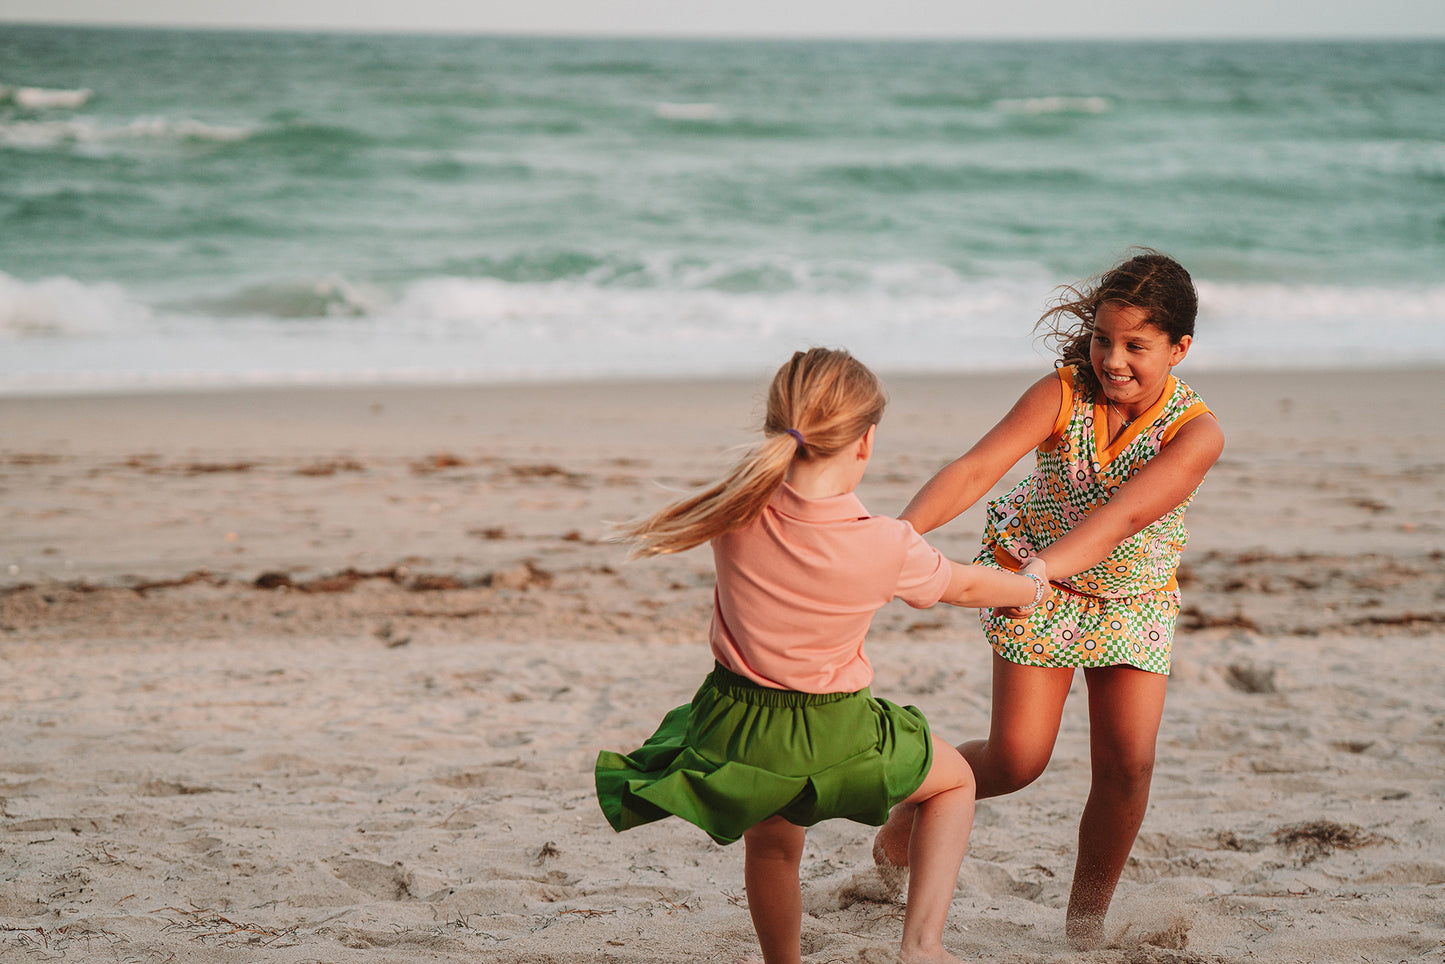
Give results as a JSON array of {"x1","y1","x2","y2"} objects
[{"x1": 1109, "y1": 402, "x2": 1134, "y2": 429}]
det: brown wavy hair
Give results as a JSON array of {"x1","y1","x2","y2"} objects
[
  {"x1": 1036, "y1": 249, "x2": 1198, "y2": 398},
  {"x1": 615, "y1": 348, "x2": 886, "y2": 557}
]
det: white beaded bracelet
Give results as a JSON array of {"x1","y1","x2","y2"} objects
[{"x1": 1021, "y1": 572, "x2": 1047, "y2": 610}]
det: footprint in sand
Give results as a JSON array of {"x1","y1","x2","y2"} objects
[{"x1": 325, "y1": 857, "x2": 416, "y2": 900}]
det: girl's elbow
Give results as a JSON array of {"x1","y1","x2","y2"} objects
[{"x1": 1120, "y1": 512, "x2": 1156, "y2": 540}]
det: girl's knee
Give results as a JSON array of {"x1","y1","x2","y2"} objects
[
  {"x1": 986, "y1": 746, "x2": 1051, "y2": 794},
  {"x1": 743, "y1": 816, "x2": 806, "y2": 861},
  {"x1": 909, "y1": 737, "x2": 974, "y2": 803},
  {"x1": 972, "y1": 726, "x2": 1059, "y2": 795},
  {"x1": 1092, "y1": 755, "x2": 1154, "y2": 795},
  {"x1": 932, "y1": 737, "x2": 975, "y2": 792}
]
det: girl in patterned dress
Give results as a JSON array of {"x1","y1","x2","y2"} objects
[
  {"x1": 873, "y1": 251, "x2": 1225, "y2": 949},
  {"x1": 596, "y1": 349, "x2": 1049, "y2": 964}
]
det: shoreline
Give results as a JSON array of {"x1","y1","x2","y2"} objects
[{"x1": 2, "y1": 358, "x2": 1443, "y2": 398}]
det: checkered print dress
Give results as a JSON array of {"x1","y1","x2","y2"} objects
[{"x1": 975, "y1": 366, "x2": 1213, "y2": 674}]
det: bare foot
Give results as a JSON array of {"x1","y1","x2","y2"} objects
[
  {"x1": 898, "y1": 944, "x2": 962, "y2": 964},
  {"x1": 874, "y1": 802, "x2": 916, "y2": 869},
  {"x1": 870, "y1": 839, "x2": 908, "y2": 901},
  {"x1": 837, "y1": 846, "x2": 904, "y2": 908},
  {"x1": 1066, "y1": 913, "x2": 1106, "y2": 951}
]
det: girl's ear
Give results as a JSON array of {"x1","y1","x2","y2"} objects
[
  {"x1": 1169, "y1": 334, "x2": 1192, "y2": 366},
  {"x1": 857, "y1": 424, "x2": 876, "y2": 460}
]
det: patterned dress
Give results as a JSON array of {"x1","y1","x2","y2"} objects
[{"x1": 975, "y1": 366, "x2": 1213, "y2": 674}]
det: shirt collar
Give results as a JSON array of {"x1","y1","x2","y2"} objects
[{"x1": 769, "y1": 482, "x2": 870, "y2": 523}]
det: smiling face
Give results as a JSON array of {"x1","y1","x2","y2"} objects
[{"x1": 1089, "y1": 301, "x2": 1191, "y2": 415}]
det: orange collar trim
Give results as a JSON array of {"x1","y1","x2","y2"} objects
[{"x1": 1092, "y1": 374, "x2": 1176, "y2": 469}]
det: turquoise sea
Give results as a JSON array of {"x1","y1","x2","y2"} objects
[{"x1": 1, "y1": 26, "x2": 1442, "y2": 390}]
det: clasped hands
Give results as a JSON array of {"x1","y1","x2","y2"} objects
[{"x1": 1001, "y1": 556, "x2": 1052, "y2": 618}]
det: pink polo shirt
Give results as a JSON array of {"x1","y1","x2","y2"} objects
[{"x1": 708, "y1": 482, "x2": 952, "y2": 694}]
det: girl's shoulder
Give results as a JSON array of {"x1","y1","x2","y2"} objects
[
  {"x1": 1158, "y1": 376, "x2": 1220, "y2": 447},
  {"x1": 1039, "y1": 365, "x2": 1083, "y2": 449},
  {"x1": 854, "y1": 510, "x2": 927, "y2": 550},
  {"x1": 1058, "y1": 364, "x2": 1094, "y2": 409},
  {"x1": 1171, "y1": 375, "x2": 1208, "y2": 406},
  {"x1": 1163, "y1": 375, "x2": 1212, "y2": 421}
]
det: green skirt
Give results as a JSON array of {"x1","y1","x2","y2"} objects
[{"x1": 595, "y1": 662, "x2": 933, "y2": 845}]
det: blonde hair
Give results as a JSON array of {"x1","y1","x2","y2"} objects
[{"x1": 617, "y1": 348, "x2": 886, "y2": 557}]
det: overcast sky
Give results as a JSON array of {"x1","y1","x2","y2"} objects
[{"x1": 1, "y1": 0, "x2": 1443, "y2": 39}]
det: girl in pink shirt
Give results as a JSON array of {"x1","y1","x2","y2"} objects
[{"x1": 596, "y1": 348, "x2": 1047, "y2": 964}]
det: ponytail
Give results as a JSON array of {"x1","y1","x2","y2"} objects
[{"x1": 616, "y1": 348, "x2": 886, "y2": 557}]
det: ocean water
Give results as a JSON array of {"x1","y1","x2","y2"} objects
[{"x1": 1, "y1": 26, "x2": 1442, "y2": 392}]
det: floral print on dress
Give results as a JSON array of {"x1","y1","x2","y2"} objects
[{"x1": 975, "y1": 367, "x2": 1211, "y2": 676}]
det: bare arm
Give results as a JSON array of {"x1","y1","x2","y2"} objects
[
  {"x1": 938, "y1": 558, "x2": 1047, "y2": 609},
  {"x1": 900, "y1": 373, "x2": 1062, "y2": 534},
  {"x1": 1035, "y1": 413, "x2": 1225, "y2": 578}
]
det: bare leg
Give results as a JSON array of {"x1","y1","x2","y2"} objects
[
  {"x1": 742, "y1": 816, "x2": 807, "y2": 964},
  {"x1": 876, "y1": 654, "x2": 1073, "y2": 867},
  {"x1": 1065, "y1": 664, "x2": 1168, "y2": 950},
  {"x1": 892, "y1": 735, "x2": 973, "y2": 964}
]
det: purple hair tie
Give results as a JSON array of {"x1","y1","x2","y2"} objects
[{"x1": 784, "y1": 428, "x2": 805, "y2": 450}]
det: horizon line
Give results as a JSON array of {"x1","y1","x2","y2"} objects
[{"x1": 2, "y1": 19, "x2": 1442, "y2": 43}]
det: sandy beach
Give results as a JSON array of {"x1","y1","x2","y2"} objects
[{"x1": 2, "y1": 366, "x2": 1443, "y2": 963}]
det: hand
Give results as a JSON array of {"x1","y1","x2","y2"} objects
[{"x1": 999, "y1": 557, "x2": 1050, "y2": 618}]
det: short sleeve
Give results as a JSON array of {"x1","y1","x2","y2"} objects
[{"x1": 893, "y1": 522, "x2": 951, "y2": 609}]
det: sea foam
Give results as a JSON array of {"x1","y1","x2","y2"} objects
[
  {"x1": 654, "y1": 102, "x2": 725, "y2": 121},
  {"x1": 3, "y1": 271, "x2": 1444, "y2": 394},
  {"x1": 0, "y1": 272, "x2": 151, "y2": 338},
  {"x1": 0, "y1": 115, "x2": 253, "y2": 150},
  {"x1": 0, "y1": 84, "x2": 93, "y2": 109},
  {"x1": 994, "y1": 96, "x2": 1111, "y2": 115}
]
